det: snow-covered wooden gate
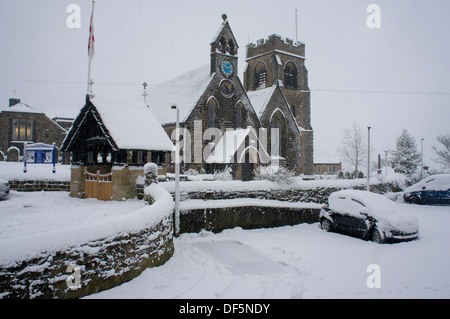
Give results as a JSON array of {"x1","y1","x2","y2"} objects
[{"x1": 84, "y1": 169, "x2": 112, "y2": 201}]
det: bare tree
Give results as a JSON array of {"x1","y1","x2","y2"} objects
[
  {"x1": 432, "y1": 133, "x2": 450, "y2": 169},
  {"x1": 337, "y1": 123, "x2": 368, "y2": 174}
]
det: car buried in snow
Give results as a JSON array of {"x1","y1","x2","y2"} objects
[
  {"x1": 0, "y1": 177, "x2": 10, "y2": 200},
  {"x1": 403, "y1": 174, "x2": 450, "y2": 205},
  {"x1": 320, "y1": 190, "x2": 419, "y2": 243}
]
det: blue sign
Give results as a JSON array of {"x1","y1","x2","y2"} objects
[{"x1": 23, "y1": 143, "x2": 56, "y2": 173}]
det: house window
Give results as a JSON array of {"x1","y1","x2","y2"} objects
[
  {"x1": 284, "y1": 61, "x2": 298, "y2": 89},
  {"x1": 317, "y1": 166, "x2": 321, "y2": 173},
  {"x1": 328, "y1": 166, "x2": 337, "y2": 173},
  {"x1": 12, "y1": 118, "x2": 33, "y2": 141},
  {"x1": 253, "y1": 62, "x2": 267, "y2": 90}
]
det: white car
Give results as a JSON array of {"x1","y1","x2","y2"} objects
[
  {"x1": 320, "y1": 190, "x2": 419, "y2": 243},
  {"x1": 0, "y1": 177, "x2": 10, "y2": 200}
]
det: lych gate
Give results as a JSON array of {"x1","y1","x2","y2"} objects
[{"x1": 61, "y1": 94, "x2": 174, "y2": 201}]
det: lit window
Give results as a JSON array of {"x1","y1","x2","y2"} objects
[{"x1": 12, "y1": 118, "x2": 33, "y2": 141}]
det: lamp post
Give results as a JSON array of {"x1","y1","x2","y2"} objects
[
  {"x1": 367, "y1": 126, "x2": 371, "y2": 191},
  {"x1": 172, "y1": 105, "x2": 180, "y2": 237},
  {"x1": 421, "y1": 138, "x2": 424, "y2": 180}
]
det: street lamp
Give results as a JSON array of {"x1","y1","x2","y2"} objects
[
  {"x1": 421, "y1": 138, "x2": 424, "y2": 180},
  {"x1": 367, "y1": 127, "x2": 371, "y2": 191},
  {"x1": 172, "y1": 104, "x2": 180, "y2": 237}
]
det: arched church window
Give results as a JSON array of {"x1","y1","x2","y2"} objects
[
  {"x1": 228, "y1": 39, "x2": 236, "y2": 55},
  {"x1": 270, "y1": 112, "x2": 286, "y2": 158},
  {"x1": 207, "y1": 98, "x2": 218, "y2": 128},
  {"x1": 253, "y1": 62, "x2": 267, "y2": 90},
  {"x1": 235, "y1": 102, "x2": 246, "y2": 129},
  {"x1": 284, "y1": 61, "x2": 298, "y2": 89},
  {"x1": 219, "y1": 38, "x2": 227, "y2": 54}
]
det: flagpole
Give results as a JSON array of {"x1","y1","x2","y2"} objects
[{"x1": 87, "y1": 0, "x2": 95, "y2": 95}]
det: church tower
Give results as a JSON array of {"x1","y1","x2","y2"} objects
[
  {"x1": 244, "y1": 34, "x2": 311, "y2": 130},
  {"x1": 210, "y1": 15, "x2": 239, "y2": 78},
  {"x1": 244, "y1": 34, "x2": 314, "y2": 175}
]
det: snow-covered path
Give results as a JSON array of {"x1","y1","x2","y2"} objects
[{"x1": 88, "y1": 203, "x2": 450, "y2": 299}]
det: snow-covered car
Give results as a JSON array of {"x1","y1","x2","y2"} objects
[
  {"x1": 320, "y1": 190, "x2": 419, "y2": 243},
  {"x1": 403, "y1": 174, "x2": 450, "y2": 205},
  {"x1": 0, "y1": 177, "x2": 10, "y2": 200}
]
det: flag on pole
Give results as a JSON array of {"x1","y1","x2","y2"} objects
[{"x1": 88, "y1": 2, "x2": 95, "y2": 58}]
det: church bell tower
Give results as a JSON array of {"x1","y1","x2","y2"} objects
[{"x1": 210, "y1": 14, "x2": 239, "y2": 79}]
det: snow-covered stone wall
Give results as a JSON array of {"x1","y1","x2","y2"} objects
[
  {"x1": 179, "y1": 201, "x2": 321, "y2": 234},
  {"x1": 165, "y1": 179, "x2": 403, "y2": 204},
  {"x1": 0, "y1": 184, "x2": 174, "y2": 299}
]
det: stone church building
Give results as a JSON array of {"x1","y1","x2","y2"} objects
[{"x1": 148, "y1": 17, "x2": 313, "y2": 179}]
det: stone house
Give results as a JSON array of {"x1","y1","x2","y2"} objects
[
  {"x1": 148, "y1": 17, "x2": 314, "y2": 179},
  {"x1": 61, "y1": 94, "x2": 174, "y2": 201},
  {"x1": 314, "y1": 162, "x2": 342, "y2": 176},
  {"x1": 0, "y1": 97, "x2": 67, "y2": 162}
]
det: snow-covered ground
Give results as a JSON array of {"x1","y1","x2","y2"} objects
[
  {"x1": 0, "y1": 162, "x2": 71, "y2": 181},
  {"x1": 1, "y1": 189, "x2": 448, "y2": 299},
  {"x1": 86, "y1": 202, "x2": 449, "y2": 299}
]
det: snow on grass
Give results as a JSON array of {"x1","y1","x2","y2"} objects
[
  {"x1": 0, "y1": 184, "x2": 173, "y2": 267},
  {"x1": 0, "y1": 161, "x2": 70, "y2": 181},
  {"x1": 160, "y1": 173, "x2": 407, "y2": 193}
]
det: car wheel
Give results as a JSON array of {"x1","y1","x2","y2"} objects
[
  {"x1": 321, "y1": 218, "x2": 333, "y2": 232},
  {"x1": 372, "y1": 228, "x2": 385, "y2": 244},
  {"x1": 408, "y1": 196, "x2": 421, "y2": 205}
]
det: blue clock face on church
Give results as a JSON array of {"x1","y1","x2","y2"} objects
[{"x1": 221, "y1": 60, "x2": 234, "y2": 76}]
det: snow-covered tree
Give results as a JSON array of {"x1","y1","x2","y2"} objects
[
  {"x1": 432, "y1": 133, "x2": 450, "y2": 169},
  {"x1": 390, "y1": 129, "x2": 421, "y2": 176},
  {"x1": 337, "y1": 123, "x2": 367, "y2": 174}
]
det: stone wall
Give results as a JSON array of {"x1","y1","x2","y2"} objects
[
  {"x1": 170, "y1": 181, "x2": 400, "y2": 204},
  {"x1": 179, "y1": 205, "x2": 320, "y2": 234},
  {"x1": 0, "y1": 215, "x2": 174, "y2": 299},
  {"x1": 9, "y1": 180, "x2": 70, "y2": 192}
]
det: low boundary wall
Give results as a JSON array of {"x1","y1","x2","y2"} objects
[
  {"x1": 9, "y1": 180, "x2": 70, "y2": 192},
  {"x1": 0, "y1": 184, "x2": 174, "y2": 299},
  {"x1": 179, "y1": 204, "x2": 321, "y2": 234}
]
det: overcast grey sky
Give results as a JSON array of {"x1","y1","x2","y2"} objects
[{"x1": 0, "y1": 0, "x2": 449, "y2": 170}]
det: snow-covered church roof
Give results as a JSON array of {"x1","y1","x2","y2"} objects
[
  {"x1": 246, "y1": 86, "x2": 276, "y2": 118},
  {"x1": 148, "y1": 64, "x2": 214, "y2": 125}
]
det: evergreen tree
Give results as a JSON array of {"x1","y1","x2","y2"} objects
[{"x1": 390, "y1": 129, "x2": 421, "y2": 176}]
